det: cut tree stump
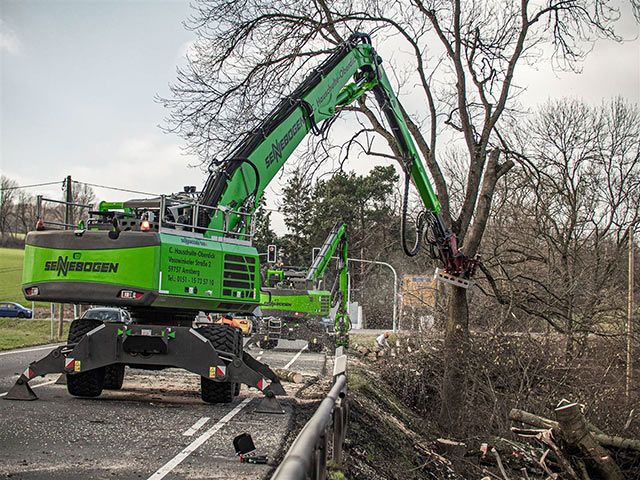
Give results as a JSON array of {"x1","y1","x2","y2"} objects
[{"x1": 554, "y1": 402, "x2": 624, "y2": 480}]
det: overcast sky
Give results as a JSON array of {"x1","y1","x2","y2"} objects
[{"x1": 1, "y1": 0, "x2": 639, "y2": 233}]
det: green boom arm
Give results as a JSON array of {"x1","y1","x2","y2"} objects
[
  {"x1": 306, "y1": 223, "x2": 348, "y2": 282},
  {"x1": 199, "y1": 33, "x2": 477, "y2": 283},
  {"x1": 306, "y1": 223, "x2": 350, "y2": 347}
]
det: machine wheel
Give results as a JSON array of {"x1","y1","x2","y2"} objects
[
  {"x1": 198, "y1": 324, "x2": 242, "y2": 404},
  {"x1": 104, "y1": 364, "x2": 125, "y2": 390},
  {"x1": 66, "y1": 318, "x2": 105, "y2": 398}
]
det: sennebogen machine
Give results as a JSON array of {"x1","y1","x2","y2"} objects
[{"x1": 6, "y1": 33, "x2": 478, "y2": 406}]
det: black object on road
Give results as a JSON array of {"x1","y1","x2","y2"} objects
[
  {"x1": 233, "y1": 433, "x2": 256, "y2": 455},
  {"x1": 241, "y1": 454, "x2": 268, "y2": 464},
  {"x1": 234, "y1": 433, "x2": 268, "y2": 464}
]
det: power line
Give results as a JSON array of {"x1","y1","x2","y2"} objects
[
  {"x1": 0, "y1": 180, "x2": 62, "y2": 192},
  {"x1": 72, "y1": 180, "x2": 160, "y2": 197}
]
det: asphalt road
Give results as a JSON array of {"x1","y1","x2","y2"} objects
[{"x1": 0, "y1": 339, "x2": 327, "y2": 479}]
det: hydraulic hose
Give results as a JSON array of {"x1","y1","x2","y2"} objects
[{"x1": 400, "y1": 169, "x2": 426, "y2": 257}]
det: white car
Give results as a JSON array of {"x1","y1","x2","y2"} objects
[{"x1": 82, "y1": 307, "x2": 131, "y2": 324}]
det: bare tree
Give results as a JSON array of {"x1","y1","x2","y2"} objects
[
  {"x1": 0, "y1": 176, "x2": 18, "y2": 240},
  {"x1": 482, "y1": 98, "x2": 640, "y2": 359},
  {"x1": 165, "y1": 0, "x2": 629, "y2": 432},
  {"x1": 14, "y1": 190, "x2": 37, "y2": 236}
]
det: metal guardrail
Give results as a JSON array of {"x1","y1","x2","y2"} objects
[
  {"x1": 271, "y1": 348, "x2": 349, "y2": 480},
  {"x1": 36, "y1": 195, "x2": 93, "y2": 229}
]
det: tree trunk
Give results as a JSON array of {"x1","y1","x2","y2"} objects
[{"x1": 439, "y1": 286, "x2": 469, "y2": 433}]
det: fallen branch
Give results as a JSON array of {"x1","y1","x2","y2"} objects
[
  {"x1": 537, "y1": 429, "x2": 580, "y2": 480},
  {"x1": 491, "y1": 447, "x2": 510, "y2": 480}
]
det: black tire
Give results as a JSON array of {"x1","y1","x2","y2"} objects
[
  {"x1": 198, "y1": 324, "x2": 242, "y2": 404},
  {"x1": 308, "y1": 341, "x2": 323, "y2": 353},
  {"x1": 17, "y1": 312, "x2": 25, "y2": 318},
  {"x1": 104, "y1": 364, "x2": 125, "y2": 390},
  {"x1": 67, "y1": 318, "x2": 105, "y2": 398}
]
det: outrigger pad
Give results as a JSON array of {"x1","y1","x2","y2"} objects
[
  {"x1": 4, "y1": 378, "x2": 38, "y2": 401},
  {"x1": 255, "y1": 394, "x2": 284, "y2": 414},
  {"x1": 268, "y1": 381, "x2": 286, "y2": 396}
]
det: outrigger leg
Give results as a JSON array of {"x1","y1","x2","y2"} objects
[{"x1": 4, "y1": 345, "x2": 70, "y2": 401}]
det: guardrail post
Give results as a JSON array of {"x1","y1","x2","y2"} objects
[
  {"x1": 314, "y1": 433, "x2": 328, "y2": 480},
  {"x1": 332, "y1": 398, "x2": 344, "y2": 464}
]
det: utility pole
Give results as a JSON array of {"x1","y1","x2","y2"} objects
[
  {"x1": 64, "y1": 175, "x2": 72, "y2": 228},
  {"x1": 58, "y1": 175, "x2": 73, "y2": 338},
  {"x1": 626, "y1": 225, "x2": 635, "y2": 401}
]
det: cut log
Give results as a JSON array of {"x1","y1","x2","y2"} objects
[
  {"x1": 274, "y1": 368, "x2": 303, "y2": 384},
  {"x1": 510, "y1": 408, "x2": 640, "y2": 452},
  {"x1": 554, "y1": 402, "x2": 624, "y2": 480},
  {"x1": 592, "y1": 433, "x2": 640, "y2": 451},
  {"x1": 510, "y1": 408, "x2": 558, "y2": 429}
]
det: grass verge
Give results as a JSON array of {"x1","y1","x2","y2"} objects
[
  {"x1": 0, "y1": 319, "x2": 68, "y2": 351},
  {"x1": 0, "y1": 247, "x2": 25, "y2": 304}
]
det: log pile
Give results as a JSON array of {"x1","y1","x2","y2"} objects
[
  {"x1": 508, "y1": 400, "x2": 639, "y2": 479},
  {"x1": 355, "y1": 345, "x2": 388, "y2": 361}
]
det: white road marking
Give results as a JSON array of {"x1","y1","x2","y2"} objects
[
  {"x1": 182, "y1": 417, "x2": 210, "y2": 437},
  {"x1": 283, "y1": 344, "x2": 308, "y2": 370},
  {"x1": 0, "y1": 377, "x2": 59, "y2": 397},
  {"x1": 256, "y1": 350, "x2": 264, "y2": 361},
  {"x1": 147, "y1": 397, "x2": 253, "y2": 480},
  {"x1": 0, "y1": 344, "x2": 60, "y2": 357}
]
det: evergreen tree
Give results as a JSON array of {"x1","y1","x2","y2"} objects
[
  {"x1": 280, "y1": 169, "x2": 314, "y2": 266},
  {"x1": 252, "y1": 196, "x2": 279, "y2": 255}
]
